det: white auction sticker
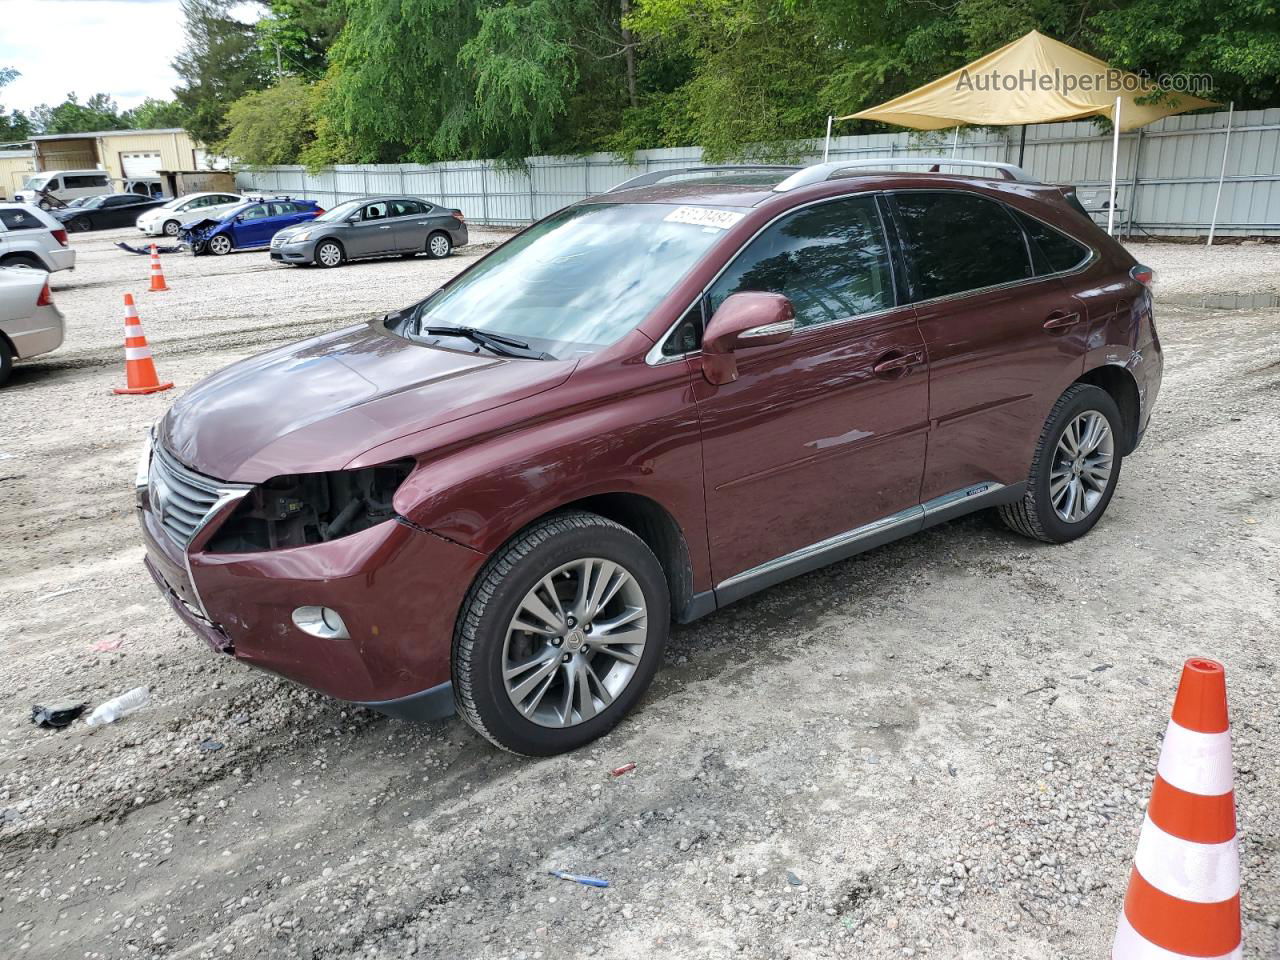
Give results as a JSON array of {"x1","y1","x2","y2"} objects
[{"x1": 663, "y1": 206, "x2": 745, "y2": 230}]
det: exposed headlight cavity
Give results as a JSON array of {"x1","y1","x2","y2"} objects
[{"x1": 207, "y1": 460, "x2": 414, "y2": 552}]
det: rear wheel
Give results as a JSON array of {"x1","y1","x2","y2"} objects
[
  {"x1": 999, "y1": 384, "x2": 1123, "y2": 543},
  {"x1": 207, "y1": 234, "x2": 232, "y2": 256},
  {"x1": 163, "y1": 220, "x2": 180, "y2": 237},
  {"x1": 315, "y1": 240, "x2": 344, "y2": 268},
  {"x1": 426, "y1": 232, "x2": 452, "y2": 259},
  {"x1": 453, "y1": 511, "x2": 670, "y2": 755},
  {"x1": 1, "y1": 253, "x2": 46, "y2": 271}
]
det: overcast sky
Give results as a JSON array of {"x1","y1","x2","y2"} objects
[{"x1": 0, "y1": 0, "x2": 252, "y2": 115}]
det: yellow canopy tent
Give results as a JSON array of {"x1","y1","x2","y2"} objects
[{"x1": 832, "y1": 30, "x2": 1215, "y2": 234}]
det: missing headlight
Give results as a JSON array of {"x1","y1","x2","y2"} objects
[{"x1": 206, "y1": 460, "x2": 414, "y2": 553}]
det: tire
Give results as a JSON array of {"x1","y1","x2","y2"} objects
[
  {"x1": 163, "y1": 220, "x2": 180, "y2": 237},
  {"x1": 999, "y1": 383, "x2": 1124, "y2": 544},
  {"x1": 1, "y1": 253, "x2": 47, "y2": 271},
  {"x1": 207, "y1": 234, "x2": 233, "y2": 256},
  {"x1": 0, "y1": 336, "x2": 12, "y2": 387},
  {"x1": 453, "y1": 511, "x2": 670, "y2": 756},
  {"x1": 314, "y1": 239, "x2": 344, "y2": 268},
  {"x1": 67, "y1": 218, "x2": 91, "y2": 233},
  {"x1": 426, "y1": 232, "x2": 452, "y2": 259}
]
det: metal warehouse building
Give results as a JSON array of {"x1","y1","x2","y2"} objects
[{"x1": 28, "y1": 128, "x2": 202, "y2": 183}]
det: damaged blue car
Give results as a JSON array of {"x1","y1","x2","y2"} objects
[{"x1": 178, "y1": 197, "x2": 324, "y2": 256}]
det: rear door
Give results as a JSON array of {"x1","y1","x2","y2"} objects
[
  {"x1": 889, "y1": 190, "x2": 1090, "y2": 503},
  {"x1": 389, "y1": 199, "x2": 430, "y2": 252}
]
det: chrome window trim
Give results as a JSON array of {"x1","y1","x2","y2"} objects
[{"x1": 645, "y1": 191, "x2": 899, "y2": 365}]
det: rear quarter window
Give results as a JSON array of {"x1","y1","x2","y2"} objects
[
  {"x1": 1015, "y1": 211, "x2": 1092, "y2": 274},
  {"x1": 0, "y1": 208, "x2": 43, "y2": 230},
  {"x1": 893, "y1": 192, "x2": 1034, "y2": 301}
]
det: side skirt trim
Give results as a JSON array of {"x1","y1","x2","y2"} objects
[{"x1": 713, "y1": 482, "x2": 1022, "y2": 609}]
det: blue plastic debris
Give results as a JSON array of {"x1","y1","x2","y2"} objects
[{"x1": 549, "y1": 870, "x2": 609, "y2": 888}]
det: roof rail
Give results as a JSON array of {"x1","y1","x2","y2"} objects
[
  {"x1": 607, "y1": 165, "x2": 802, "y2": 194},
  {"x1": 773, "y1": 158, "x2": 1036, "y2": 192}
]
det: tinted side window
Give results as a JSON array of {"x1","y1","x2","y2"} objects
[
  {"x1": 894, "y1": 192, "x2": 1033, "y2": 300},
  {"x1": 1015, "y1": 211, "x2": 1090, "y2": 274},
  {"x1": 661, "y1": 302, "x2": 705, "y2": 357},
  {"x1": 240, "y1": 205, "x2": 269, "y2": 221},
  {"x1": 0, "y1": 208, "x2": 42, "y2": 230},
  {"x1": 269, "y1": 202, "x2": 298, "y2": 216},
  {"x1": 390, "y1": 199, "x2": 422, "y2": 217},
  {"x1": 104, "y1": 195, "x2": 138, "y2": 207},
  {"x1": 708, "y1": 195, "x2": 894, "y2": 329}
]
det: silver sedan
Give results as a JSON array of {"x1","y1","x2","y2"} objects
[{"x1": 269, "y1": 196, "x2": 469, "y2": 268}]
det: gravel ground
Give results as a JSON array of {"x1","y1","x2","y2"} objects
[{"x1": 1, "y1": 229, "x2": 1277, "y2": 960}]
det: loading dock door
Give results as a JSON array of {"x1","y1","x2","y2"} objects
[{"x1": 121, "y1": 152, "x2": 162, "y2": 178}]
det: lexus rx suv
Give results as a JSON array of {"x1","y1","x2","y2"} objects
[{"x1": 136, "y1": 160, "x2": 1162, "y2": 755}]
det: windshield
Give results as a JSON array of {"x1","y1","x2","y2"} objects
[
  {"x1": 313, "y1": 199, "x2": 363, "y2": 223},
  {"x1": 25, "y1": 175, "x2": 52, "y2": 191},
  {"x1": 413, "y1": 202, "x2": 732, "y2": 353}
]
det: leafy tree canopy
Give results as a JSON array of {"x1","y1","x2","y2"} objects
[{"x1": 218, "y1": 77, "x2": 317, "y2": 165}]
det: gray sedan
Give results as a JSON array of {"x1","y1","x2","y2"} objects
[{"x1": 269, "y1": 196, "x2": 469, "y2": 268}]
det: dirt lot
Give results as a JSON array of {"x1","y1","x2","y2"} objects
[{"x1": 1, "y1": 228, "x2": 1277, "y2": 960}]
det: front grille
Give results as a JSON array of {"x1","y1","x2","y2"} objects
[
  {"x1": 148, "y1": 444, "x2": 226, "y2": 547},
  {"x1": 270, "y1": 235, "x2": 286, "y2": 248}
]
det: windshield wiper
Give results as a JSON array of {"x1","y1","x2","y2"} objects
[{"x1": 419, "y1": 324, "x2": 554, "y2": 360}]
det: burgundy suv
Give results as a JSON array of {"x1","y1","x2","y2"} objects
[{"x1": 137, "y1": 159, "x2": 1162, "y2": 755}]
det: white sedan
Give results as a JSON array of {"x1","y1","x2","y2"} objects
[
  {"x1": 136, "y1": 192, "x2": 244, "y2": 238},
  {"x1": 0, "y1": 265, "x2": 64, "y2": 385}
]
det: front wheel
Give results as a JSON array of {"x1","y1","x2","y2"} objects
[
  {"x1": 453, "y1": 511, "x2": 670, "y2": 755},
  {"x1": 426, "y1": 232, "x2": 452, "y2": 259},
  {"x1": 999, "y1": 383, "x2": 1123, "y2": 543},
  {"x1": 163, "y1": 220, "x2": 180, "y2": 237},
  {"x1": 315, "y1": 240, "x2": 344, "y2": 268},
  {"x1": 207, "y1": 234, "x2": 233, "y2": 256},
  {"x1": 67, "y1": 218, "x2": 91, "y2": 233}
]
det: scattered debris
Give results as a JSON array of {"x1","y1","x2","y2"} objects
[
  {"x1": 548, "y1": 870, "x2": 609, "y2": 888},
  {"x1": 1091, "y1": 663, "x2": 1113, "y2": 673},
  {"x1": 609, "y1": 762, "x2": 637, "y2": 778},
  {"x1": 37, "y1": 587, "x2": 81, "y2": 603},
  {"x1": 31, "y1": 701, "x2": 86, "y2": 729},
  {"x1": 115, "y1": 241, "x2": 182, "y2": 256},
  {"x1": 786, "y1": 870, "x2": 802, "y2": 886},
  {"x1": 84, "y1": 686, "x2": 150, "y2": 726},
  {"x1": 92, "y1": 638, "x2": 124, "y2": 653},
  {"x1": 198, "y1": 739, "x2": 224, "y2": 752}
]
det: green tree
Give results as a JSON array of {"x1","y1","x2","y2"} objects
[
  {"x1": 30, "y1": 92, "x2": 124, "y2": 134},
  {"x1": 257, "y1": 0, "x2": 345, "y2": 79},
  {"x1": 0, "y1": 67, "x2": 32, "y2": 141},
  {"x1": 218, "y1": 77, "x2": 317, "y2": 165},
  {"x1": 174, "y1": 0, "x2": 271, "y2": 145},
  {"x1": 124, "y1": 98, "x2": 190, "y2": 129}
]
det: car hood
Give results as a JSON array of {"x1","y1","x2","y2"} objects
[{"x1": 159, "y1": 322, "x2": 576, "y2": 483}]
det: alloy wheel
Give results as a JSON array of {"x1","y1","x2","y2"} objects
[
  {"x1": 502, "y1": 558, "x2": 648, "y2": 728},
  {"x1": 1050, "y1": 411, "x2": 1114, "y2": 523},
  {"x1": 429, "y1": 234, "x2": 451, "y2": 257},
  {"x1": 209, "y1": 235, "x2": 232, "y2": 255},
  {"x1": 163, "y1": 221, "x2": 180, "y2": 237}
]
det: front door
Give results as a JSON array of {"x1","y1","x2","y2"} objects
[
  {"x1": 347, "y1": 200, "x2": 397, "y2": 257},
  {"x1": 889, "y1": 190, "x2": 1091, "y2": 502},
  {"x1": 693, "y1": 194, "x2": 930, "y2": 595},
  {"x1": 231, "y1": 203, "x2": 275, "y2": 247}
]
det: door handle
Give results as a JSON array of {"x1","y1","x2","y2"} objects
[
  {"x1": 873, "y1": 350, "x2": 923, "y2": 379},
  {"x1": 379, "y1": 225, "x2": 391, "y2": 230},
  {"x1": 1043, "y1": 311, "x2": 1082, "y2": 330}
]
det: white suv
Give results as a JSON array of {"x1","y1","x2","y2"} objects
[{"x1": 0, "y1": 204, "x2": 75, "y2": 272}]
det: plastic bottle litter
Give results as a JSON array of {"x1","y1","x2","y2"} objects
[
  {"x1": 84, "y1": 686, "x2": 150, "y2": 726},
  {"x1": 608, "y1": 762, "x2": 637, "y2": 778},
  {"x1": 548, "y1": 870, "x2": 609, "y2": 888}
]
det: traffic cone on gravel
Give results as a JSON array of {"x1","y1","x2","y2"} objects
[
  {"x1": 148, "y1": 244, "x2": 169, "y2": 292},
  {"x1": 113, "y1": 294, "x2": 173, "y2": 395},
  {"x1": 1112, "y1": 658, "x2": 1241, "y2": 960}
]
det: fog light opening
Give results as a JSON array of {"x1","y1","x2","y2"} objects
[{"x1": 292, "y1": 605, "x2": 350, "y2": 640}]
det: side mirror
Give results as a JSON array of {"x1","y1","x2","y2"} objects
[{"x1": 700, "y1": 292, "x2": 795, "y2": 385}]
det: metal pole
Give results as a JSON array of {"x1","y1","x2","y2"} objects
[
  {"x1": 1207, "y1": 102, "x2": 1235, "y2": 247},
  {"x1": 1107, "y1": 97, "x2": 1121, "y2": 237},
  {"x1": 823, "y1": 116, "x2": 833, "y2": 162},
  {"x1": 950, "y1": 125, "x2": 960, "y2": 158},
  {"x1": 1124, "y1": 128, "x2": 1144, "y2": 241},
  {"x1": 1017, "y1": 124, "x2": 1027, "y2": 166}
]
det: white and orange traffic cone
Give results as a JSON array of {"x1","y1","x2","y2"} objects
[
  {"x1": 113, "y1": 293, "x2": 173, "y2": 395},
  {"x1": 1113, "y1": 657, "x2": 1241, "y2": 959},
  {"x1": 148, "y1": 244, "x2": 169, "y2": 292}
]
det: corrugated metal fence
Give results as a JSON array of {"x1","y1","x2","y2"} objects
[{"x1": 237, "y1": 107, "x2": 1280, "y2": 237}]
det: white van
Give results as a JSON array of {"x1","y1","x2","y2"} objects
[{"x1": 14, "y1": 170, "x2": 112, "y2": 208}]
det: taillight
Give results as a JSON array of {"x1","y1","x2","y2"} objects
[
  {"x1": 452, "y1": 210, "x2": 465, "y2": 222},
  {"x1": 52, "y1": 228, "x2": 69, "y2": 247},
  {"x1": 1130, "y1": 264, "x2": 1154, "y2": 286},
  {"x1": 37, "y1": 282, "x2": 53, "y2": 306},
  {"x1": 314, "y1": 208, "x2": 325, "y2": 215}
]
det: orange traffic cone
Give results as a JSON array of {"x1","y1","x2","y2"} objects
[
  {"x1": 148, "y1": 244, "x2": 169, "y2": 292},
  {"x1": 113, "y1": 294, "x2": 173, "y2": 395},
  {"x1": 1112, "y1": 658, "x2": 1241, "y2": 960}
]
